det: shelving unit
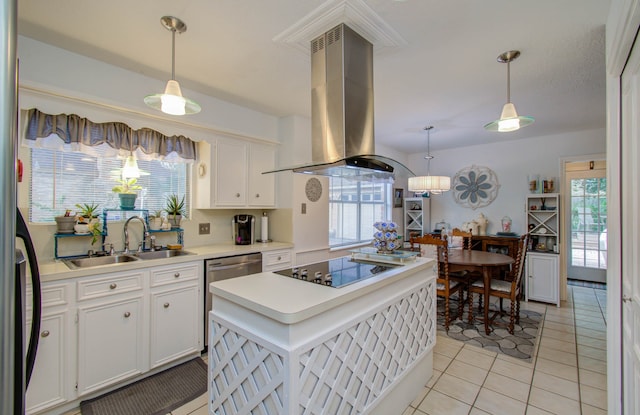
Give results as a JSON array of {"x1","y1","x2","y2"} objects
[
  {"x1": 54, "y1": 209, "x2": 183, "y2": 259},
  {"x1": 403, "y1": 197, "x2": 430, "y2": 241},
  {"x1": 525, "y1": 193, "x2": 560, "y2": 306}
]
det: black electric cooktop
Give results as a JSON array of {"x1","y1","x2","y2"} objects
[{"x1": 273, "y1": 257, "x2": 398, "y2": 288}]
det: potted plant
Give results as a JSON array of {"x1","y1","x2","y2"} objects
[
  {"x1": 112, "y1": 178, "x2": 143, "y2": 210},
  {"x1": 54, "y1": 209, "x2": 76, "y2": 234},
  {"x1": 74, "y1": 203, "x2": 102, "y2": 244},
  {"x1": 164, "y1": 194, "x2": 185, "y2": 228},
  {"x1": 149, "y1": 209, "x2": 163, "y2": 231}
]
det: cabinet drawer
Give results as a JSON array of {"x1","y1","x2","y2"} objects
[
  {"x1": 77, "y1": 272, "x2": 144, "y2": 301},
  {"x1": 150, "y1": 263, "x2": 200, "y2": 287},
  {"x1": 28, "y1": 283, "x2": 69, "y2": 310},
  {"x1": 263, "y1": 249, "x2": 292, "y2": 272}
]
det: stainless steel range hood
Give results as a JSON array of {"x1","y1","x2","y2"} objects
[{"x1": 265, "y1": 24, "x2": 413, "y2": 179}]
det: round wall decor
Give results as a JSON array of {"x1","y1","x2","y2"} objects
[
  {"x1": 305, "y1": 177, "x2": 323, "y2": 202},
  {"x1": 452, "y1": 165, "x2": 500, "y2": 209}
]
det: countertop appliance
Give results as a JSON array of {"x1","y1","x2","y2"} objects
[
  {"x1": 205, "y1": 253, "x2": 262, "y2": 346},
  {"x1": 274, "y1": 257, "x2": 397, "y2": 288},
  {"x1": 232, "y1": 214, "x2": 255, "y2": 245}
]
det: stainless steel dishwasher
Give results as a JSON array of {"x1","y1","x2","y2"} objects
[{"x1": 205, "y1": 253, "x2": 262, "y2": 346}]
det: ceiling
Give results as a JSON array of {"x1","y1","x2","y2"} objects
[{"x1": 17, "y1": 0, "x2": 610, "y2": 154}]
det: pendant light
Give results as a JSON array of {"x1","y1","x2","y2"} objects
[
  {"x1": 144, "y1": 16, "x2": 201, "y2": 116},
  {"x1": 484, "y1": 50, "x2": 534, "y2": 132},
  {"x1": 408, "y1": 126, "x2": 451, "y2": 195}
]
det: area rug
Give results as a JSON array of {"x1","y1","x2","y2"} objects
[
  {"x1": 436, "y1": 298, "x2": 544, "y2": 361},
  {"x1": 80, "y1": 357, "x2": 207, "y2": 415}
]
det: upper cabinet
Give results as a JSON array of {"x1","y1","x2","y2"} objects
[{"x1": 194, "y1": 138, "x2": 276, "y2": 209}]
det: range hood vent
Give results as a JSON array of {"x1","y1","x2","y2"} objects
[{"x1": 265, "y1": 23, "x2": 413, "y2": 179}]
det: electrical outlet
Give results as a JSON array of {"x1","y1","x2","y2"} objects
[
  {"x1": 199, "y1": 223, "x2": 210, "y2": 235},
  {"x1": 301, "y1": 203, "x2": 307, "y2": 214}
]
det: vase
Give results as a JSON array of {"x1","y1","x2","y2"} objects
[
  {"x1": 168, "y1": 214, "x2": 182, "y2": 228},
  {"x1": 149, "y1": 217, "x2": 162, "y2": 231},
  {"x1": 118, "y1": 193, "x2": 137, "y2": 210}
]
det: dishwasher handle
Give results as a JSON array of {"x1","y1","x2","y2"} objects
[{"x1": 207, "y1": 259, "x2": 262, "y2": 272}]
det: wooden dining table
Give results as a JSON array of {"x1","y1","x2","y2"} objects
[{"x1": 445, "y1": 249, "x2": 515, "y2": 334}]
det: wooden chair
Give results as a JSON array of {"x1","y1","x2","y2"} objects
[
  {"x1": 467, "y1": 234, "x2": 529, "y2": 334},
  {"x1": 410, "y1": 234, "x2": 466, "y2": 331},
  {"x1": 451, "y1": 228, "x2": 473, "y2": 250}
]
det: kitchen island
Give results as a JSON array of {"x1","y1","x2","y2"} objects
[{"x1": 208, "y1": 256, "x2": 436, "y2": 415}]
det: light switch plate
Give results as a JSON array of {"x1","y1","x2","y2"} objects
[{"x1": 199, "y1": 223, "x2": 211, "y2": 235}]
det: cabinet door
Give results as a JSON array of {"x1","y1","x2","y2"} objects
[
  {"x1": 26, "y1": 312, "x2": 68, "y2": 414},
  {"x1": 526, "y1": 253, "x2": 559, "y2": 305},
  {"x1": 77, "y1": 296, "x2": 144, "y2": 396},
  {"x1": 248, "y1": 143, "x2": 275, "y2": 207},
  {"x1": 215, "y1": 141, "x2": 247, "y2": 206},
  {"x1": 150, "y1": 286, "x2": 201, "y2": 368}
]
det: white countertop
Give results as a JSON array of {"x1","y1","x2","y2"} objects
[
  {"x1": 210, "y1": 257, "x2": 435, "y2": 324},
  {"x1": 39, "y1": 241, "x2": 293, "y2": 282}
]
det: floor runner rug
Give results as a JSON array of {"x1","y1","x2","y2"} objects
[
  {"x1": 436, "y1": 299, "x2": 544, "y2": 361},
  {"x1": 80, "y1": 357, "x2": 207, "y2": 415}
]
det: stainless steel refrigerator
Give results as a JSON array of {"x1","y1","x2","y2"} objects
[{"x1": 1, "y1": 2, "x2": 41, "y2": 414}]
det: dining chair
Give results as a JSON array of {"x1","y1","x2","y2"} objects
[
  {"x1": 410, "y1": 234, "x2": 465, "y2": 331},
  {"x1": 451, "y1": 228, "x2": 473, "y2": 251},
  {"x1": 467, "y1": 234, "x2": 529, "y2": 334}
]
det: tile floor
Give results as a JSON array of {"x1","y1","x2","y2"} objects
[{"x1": 62, "y1": 285, "x2": 607, "y2": 415}]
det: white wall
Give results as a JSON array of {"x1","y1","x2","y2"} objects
[{"x1": 407, "y1": 129, "x2": 606, "y2": 235}]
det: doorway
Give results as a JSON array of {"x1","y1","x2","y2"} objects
[{"x1": 565, "y1": 160, "x2": 606, "y2": 283}]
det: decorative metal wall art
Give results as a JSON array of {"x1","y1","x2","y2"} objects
[{"x1": 452, "y1": 165, "x2": 500, "y2": 209}]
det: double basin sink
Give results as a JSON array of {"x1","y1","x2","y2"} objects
[{"x1": 63, "y1": 249, "x2": 194, "y2": 269}]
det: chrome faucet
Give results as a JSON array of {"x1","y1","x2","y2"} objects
[{"x1": 123, "y1": 216, "x2": 149, "y2": 254}]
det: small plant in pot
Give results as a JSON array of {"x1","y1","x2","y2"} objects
[
  {"x1": 164, "y1": 194, "x2": 185, "y2": 228},
  {"x1": 54, "y1": 209, "x2": 76, "y2": 234},
  {"x1": 74, "y1": 203, "x2": 102, "y2": 244},
  {"x1": 149, "y1": 209, "x2": 164, "y2": 231},
  {"x1": 112, "y1": 178, "x2": 142, "y2": 210}
]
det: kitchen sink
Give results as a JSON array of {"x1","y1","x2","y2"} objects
[
  {"x1": 134, "y1": 250, "x2": 195, "y2": 260},
  {"x1": 63, "y1": 254, "x2": 141, "y2": 269}
]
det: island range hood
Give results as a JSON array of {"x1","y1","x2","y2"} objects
[{"x1": 266, "y1": 23, "x2": 414, "y2": 180}]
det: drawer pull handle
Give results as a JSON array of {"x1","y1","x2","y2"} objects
[
  {"x1": 174, "y1": 272, "x2": 180, "y2": 278},
  {"x1": 110, "y1": 283, "x2": 117, "y2": 289},
  {"x1": 124, "y1": 311, "x2": 131, "y2": 318},
  {"x1": 256, "y1": 193, "x2": 260, "y2": 198},
  {"x1": 236, "y1": 193, "x2": 240, "y2": 198},
  {"x1": 277, "y1": 256, "x2": 281, "y2": 261},
  {"x1": 41, "y1": 330, "x2": 50, "y2": 338},
  {"x1": 164, "y1": 302, "x2": 170, "y2": 308}
]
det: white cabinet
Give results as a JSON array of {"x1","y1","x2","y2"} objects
[
  {"x1": 262, "y1": 248, "x2": 293, "y2": 272},
  {"x1": 149, "y1": 262, "x2": 202, "y2": 368},
  {"x1": 403, "y1": 197, "x2": 430, "y2": 241},
  {"x1": 526, "y1": 252, "x2": 560, "y2": 306},
  {"x1": 525, "y1": 193, "x2": 560, "y2": 306},
  {"x1": 76, "y1": 270, "x2": 146, "y2": 396},
  {"x1": 195, "y1": 138, "x2": 276, "y2": 209},
  {"x1": 26, "y1": 283, "x2": 72, "y2": 414}
]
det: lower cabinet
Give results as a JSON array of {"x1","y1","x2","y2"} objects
[
  {"x1": 525, "y1": 252, "x2": 560, "y2": 306},
  {"x1": 26, "y1": 260, "x2": 203, "y2": 414},
  {"x1": 77, "y1": 296, "x2": 145, "y2": 396}
]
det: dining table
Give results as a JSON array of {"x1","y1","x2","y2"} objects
[{"x1": 445, "y1": 249, "x2": 515, "y2": 334}]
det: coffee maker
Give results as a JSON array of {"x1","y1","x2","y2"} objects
[{"x1": 232, "y1": 214, "x2": 255, "y2": 245}]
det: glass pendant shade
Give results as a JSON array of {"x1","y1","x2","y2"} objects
[
  {"x1": 121, "y1": 154, "x2": 141, "y2": 179},
  {"x1": 145, "y1": 16, "x2": 201, "y2": 116},
  {"x1": 144, "y1": 80, "x2": 201, "y2": 116},
  {"x1": 484, "y1": 50, "x2": 533, "y2": 132},
  {"x1": 408, "y1": 175, "x2": 451, "y2": 194}
]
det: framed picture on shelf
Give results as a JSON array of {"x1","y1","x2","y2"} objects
[{"x1": 394, "y1": 188, "x2": 404, "y2": 208}]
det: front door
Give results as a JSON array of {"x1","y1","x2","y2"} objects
[{"x1": 565, "y1": 162, "x2": 607, "y2": 283}]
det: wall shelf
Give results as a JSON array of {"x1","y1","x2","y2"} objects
[{"x1": 54, "y1": 209, "x2": 183, "y2": 259}]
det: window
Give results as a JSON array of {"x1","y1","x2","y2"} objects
[
  {"x1": 329, "y1": 177, "x2": 391, "y2": 247},
  {"x1": 29, "y1": 147, "x2": 190, "y2": 222}
]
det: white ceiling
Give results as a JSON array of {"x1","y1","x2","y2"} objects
[{"x1": 17, "y1": 0, "x2": 610, "y2": 154}]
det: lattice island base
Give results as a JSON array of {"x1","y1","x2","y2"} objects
[{"x1": 208, "y1": 257, "x2": 437, "y2": 414}]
